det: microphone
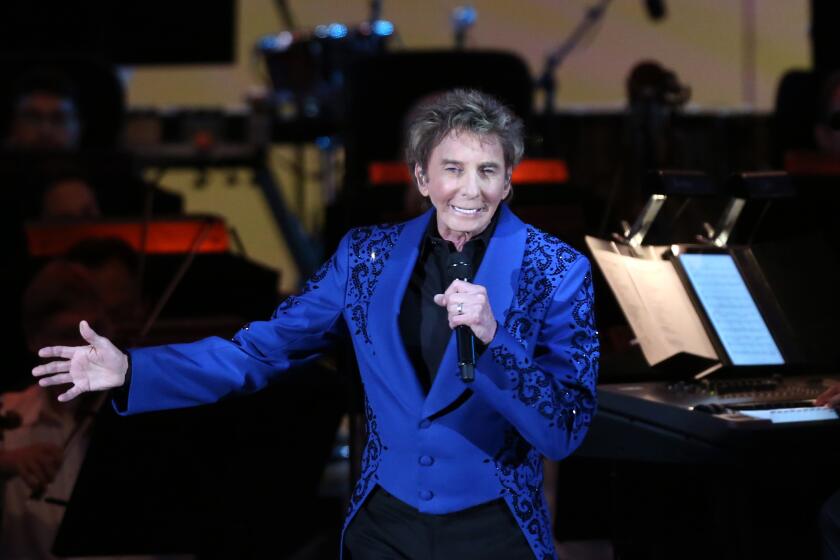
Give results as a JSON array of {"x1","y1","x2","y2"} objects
[{"x1": 446, "y1": 253, "x2": 476, "y2": 382}]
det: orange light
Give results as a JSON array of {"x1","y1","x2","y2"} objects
[{"x1": 26, "y1": 217, "x2": 230, "y2": 257}]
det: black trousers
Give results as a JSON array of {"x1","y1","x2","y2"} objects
[{"x1": 344, "y1": 486, "x2": 536, "y2": 560}]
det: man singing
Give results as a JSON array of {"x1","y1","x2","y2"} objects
[{"x1": 33, "y1": 89, "x2": 599, "y2": 559}]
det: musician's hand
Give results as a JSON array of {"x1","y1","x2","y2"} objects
[
  {"x1": 32, "y1": 320, "x2": 128, "y2": 402},
  {"x1": 815, "y1": 383, "x2": 840, "y2": 409},
  {"x1": 0, "y1": 444, "x2": 63, "y2": 492},
  {"x1": 434, "y1": 279, "x2": 497, "y2": 345}
]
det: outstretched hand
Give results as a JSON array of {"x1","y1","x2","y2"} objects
[{"x1": 31, "y1": 320, "x2": 128, "y2": 402}]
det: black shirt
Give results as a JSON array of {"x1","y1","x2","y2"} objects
[{"x1": 398, "y1": 208, "x2": 500, "y2": 393}]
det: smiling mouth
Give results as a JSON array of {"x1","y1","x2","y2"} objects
[{"x1": 449, "y1": 204, "x2": 486, "y2": 215}]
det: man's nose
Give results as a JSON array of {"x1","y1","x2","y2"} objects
[{"x1": 459, "y1": 171, "x2": 481, "y2": 197}]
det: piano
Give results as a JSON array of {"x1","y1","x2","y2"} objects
[{"x1": 583, "y1": 236, "x2": 840, "y2": 463}]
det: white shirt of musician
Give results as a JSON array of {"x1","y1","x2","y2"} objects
[
  {"x1": 0, "y1": 384, "x2": 91, "y2": 560},
  {"x1": 0, "y1": 386, "x2": 194, "y2": 560}
]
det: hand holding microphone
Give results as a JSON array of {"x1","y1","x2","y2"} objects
[{"x1": 433, "y1": 256, "x2": 498, "y2": 382}]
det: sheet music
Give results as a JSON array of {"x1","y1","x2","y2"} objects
[
  {"x1": 623, "y1": 256, "x2": 717, "y2": 361},
  {"x1": 679, "y1": 254, "x2": 783, "y2": 365},
  {"x1": 586, "y1": 237, "x2": 717, "y2": 365},
  {"x1": 591, "y1": 249, "x2": 669, "y2": 364}
]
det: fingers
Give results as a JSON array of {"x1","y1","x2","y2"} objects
[
  {"x1": 57, "y1": 385, "x2": 84, "y2": 403},
  {"x1": 437, "y1": 281, "x2": 488, "y2": 306},
  {"x1": 443, "y1": 279, "x2": 472, "y2": 297},
  {"x1": 815, "y1": 384, "x2": 840, "y2": 407},
  {"x1": 25, "y1": 459, "x2": 51, "y2": 488},
  {"x1": 446, "y1": 300, "x2": 475, "y2": 317},
  {"x1": 37, "y1": 373, "x2": 73, "y2": 388},
  {"x1": 15, "y1": 446, "x2": 62, "y2": 491},
  {"x1": 19, "y1": 468, "x2": 43, "y2": 492},
  {"x1": 32, "y1": 360, "x2": 71, "y2": 378},
  {"x1": 448, "y1": 307, "x2": 478, "y2": 328},
  {"x1": 36, "y1": 346, "x2": 78, "y2": 360},
  {"x1": 816, "y1": 389, "x2": 840, "y2": 407},
  {"x1": 79, "y1": 320, "x2": 105, "y2": 348}
]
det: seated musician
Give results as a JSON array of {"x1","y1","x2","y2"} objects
[
  {"x1": 0, "y1": 259, "x2": 175, "y2": 560},
  {"x1": 0, "y1": 261, "x2": 109, "y2": 559}
]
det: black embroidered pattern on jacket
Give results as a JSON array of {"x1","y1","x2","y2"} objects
[
  {"x1": 345, "y1": 394, "x2": 386, "y2": 523},
  {"x1": 490, "y1": 227, "x2": 600, "y2": 560},
  {"x1": 272, "y1": 253, "x2": 336, "y2": 317},
  {"x1": 494, "y1": 428, "x2": 556, "y2": 560},
  {"x1": 496, "y1": 227, "x2": 597, "y2": 432},
  {"x1": 568, "y1": 268, "x2": 599, "y2": 433},
  {"x1": 504, "y1": 228, "x2": 581, "y2": 347},
  {"x1": 346, "y1": 223, "x2": 404, "y2": 345}
]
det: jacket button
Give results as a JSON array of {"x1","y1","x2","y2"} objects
[
  {"x1": 418, "y1": 455, "x2": 434, "y2": 466},
  {"x1": 418, "y1": 419, "x2": 431, "y2": 429},
  {"x1": 418, "y1": 490, "x2": 434, "y2": 501}
]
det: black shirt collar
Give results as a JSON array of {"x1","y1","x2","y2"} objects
[{"x1": 423, "y1": 205, "x2": 502, "y2": 254}]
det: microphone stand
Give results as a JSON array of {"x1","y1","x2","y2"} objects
[
  {"x1": 273, "y1": 0, "x2": 297, "y2": 29},
  {"x1": 537, "y1": 0, "x2": 613, "y2": 115},
  {"x1": 370, "y1": 0, "x2": 382, "y2": 22}
]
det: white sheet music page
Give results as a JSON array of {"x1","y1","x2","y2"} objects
[
  {"x1": 678, "y1": 253, "x2": 784, "y2": 366},
  {"x1": 586, "y1": 237, "x2": 717, "y2": 365},
  {"x1": 623, "y1": 255, "x2": 717, "y2": 361}
]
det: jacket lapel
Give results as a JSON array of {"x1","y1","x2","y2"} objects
[
  {"x1": 366, "y1": 209, "x2": 433, "y2": 410},
  {"x1": 422, "y1": 204, "x2": 527, "y2": 419}
]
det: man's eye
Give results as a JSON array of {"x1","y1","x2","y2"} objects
[
  {"x1": 445, "y1": 167, "x2": 460, "y2": 173},
  {"x1": 481, "y1": 168, "x2": 496, "y2": 175}
]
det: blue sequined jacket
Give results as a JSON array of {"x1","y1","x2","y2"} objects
[{"x1": 121, "y1": 204, "x2": 599, "y2": 559}]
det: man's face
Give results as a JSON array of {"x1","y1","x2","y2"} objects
[
  {"x1": 9, "y1": 92, "x2": 81, "y2": 151},
  {"x1": 415, "y1": 130, "x2": 510, "y2": 240}
]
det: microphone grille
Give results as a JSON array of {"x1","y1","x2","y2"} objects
[{"x1": 445, "y1": 252, "x2": 472, "y2": 282}]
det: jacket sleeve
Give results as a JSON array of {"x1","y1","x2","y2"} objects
[
  {"x1": 114, "y1": 232, "x2": 351, "y2": 415},
  {"x1": 471, "y1": 256, "x2": 599, "y2": 461}
]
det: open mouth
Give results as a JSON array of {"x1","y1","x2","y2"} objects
[{"x1": 449, "y1": 204, "x2": 485, "y2": 216}]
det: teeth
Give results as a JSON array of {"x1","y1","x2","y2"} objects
[{"x1": 450, "y1": 205, "x2": 482, "y2": 215}]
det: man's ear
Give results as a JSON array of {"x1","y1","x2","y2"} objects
[{"x1": 415, "y1": 163, "x2": 429, "y2": 197}]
